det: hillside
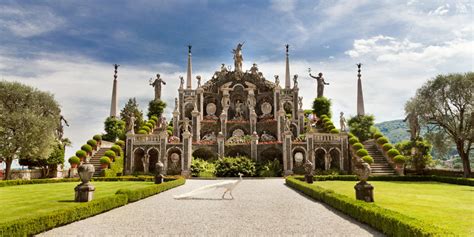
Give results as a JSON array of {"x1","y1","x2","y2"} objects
[{"x1": 374, "y1": 119, "x2": 410, "y2": 144}]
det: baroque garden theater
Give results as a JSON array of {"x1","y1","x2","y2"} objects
[{"x1": 124, "y1": 44, "x2": 349, "y2": 176}]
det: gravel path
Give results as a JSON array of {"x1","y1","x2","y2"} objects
[{"x1": 40, "y1": 179, "x2": 382, "y2": 236}]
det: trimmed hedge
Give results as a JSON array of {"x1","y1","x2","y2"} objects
[
  {"x1": 68, "y1": 156, "x2": 80, "y2": 165},
  {"x1": 362, "y1": 155, "x2": 374, "y2": 164},
  {"x1": 376, "y1": 137, "x2": 389, "y2": 145},
  {"x1": 382, "y1": 143, "x2": 394, "y2": 151},
  {"x1": 93, "y1": 134, "x2": 102, "y2": 141},
  {"x1": 100, "y1": 156, "x2": 111, "y2": 165},
  {"x1": 75, "y1": 150, "x2": 87, "y2": 159},
  {"x1": 115, "y1": 140, "x2": 125, "y2": 148},
  {"x1": 87, "y1": 139, "x2": 97, "y2": 148},
  {"x1": 0, "y1": 178, "x2": 185, "y2": 236},
  {"x1": 352, "y1": 142, "x2": 364, "y2": 150},
  {"x1": 81, "y1": 144, "x2": 93, "y2": 153},
  {"x1": 286, "y1": 177, "x2": 452, "y2": 236},
  {"x1": 387, "y1": 148, "x2": 401, "y2": 158},
  {"x1": 356, "y1": 149, "x2": 369, "y2": 157},
  {"x1": 111, "y1": 145, "x2": 122, "y2": 156},
  {"x1": 373, "y1": 132, "x2": 384, "y2": 139},
  {"x1": 104, "y1": 150, "x2": 116, "y2": 159},
  {"x1": 290, "y1": 175, "x2": 474, "y2": 186},
  {"x1": 330, "y1": 128, "x2": 339, "y2": 134},
  {"x1": 348, "y1": 137, "x2": 359, "y2": 145},
  {"x1": 393, "y1": 155, "x2": 406, "y2": 164}
]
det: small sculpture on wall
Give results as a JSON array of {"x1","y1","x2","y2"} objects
[
  {"x1": 293, "y1": 74, "x2": 298, "y2": 88},
  {"x1": 196, "y1": 75, "x2": 201, "y2": 88},
  {"x1": 233, "y1": 100, "x2": 244, "y2": 120},
  {"x1": 274, "y1": 75, "x2": 280, "y2": 87},
  {"x1": 179, "y1": 76, "x2": 184, "y2": 89},
  {"x1": 340, "y1": 112, "x2": 347, "y2": 132}
]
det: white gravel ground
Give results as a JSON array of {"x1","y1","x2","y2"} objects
[{"x1": 40, "y1": 179, "x2": 382, "y2": 236}]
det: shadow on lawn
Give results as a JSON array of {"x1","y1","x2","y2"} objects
[{"x1": 58, "y1": 200, "x2": 75, "y2": 203}]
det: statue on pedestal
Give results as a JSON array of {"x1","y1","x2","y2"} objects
[
  {"x1": 309, "y1": 68, "x2": 329, "y2": 98},
  {"x1": 293, "y1": 74, "x2": 298, "y2": 88},
  {"x1": 340, "y1": 112, "x2": 347, "y2": 132},
  {"x1": 274, "y1": 75, "x2": 280, "y2": 87},
  {"x1": 232, "y1": 42, "x2": 244, "y2": 72},
  {"x1": 196, "y1": 75, "x2": 201, "y2": 88},
  {"x1": 149, "y1": 74, "x2": 166, "y2": 100},
  {"x1": 298, "y1": 97, "x2": 303, "y2": 110},
  {"x1": 57, "y1": 115, "x2": 69, "y2": 140},
  {"x1": 234, "y1": 100, "x2": 244, "y2": 120},
  {"x1": 179, "y1": 76, "x2": 184, "y2": 89},
  {"x1": 127, "y1": 114, "x2": 136, "y2": 134}
]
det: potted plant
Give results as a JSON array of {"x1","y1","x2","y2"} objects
[
  {"x1": 68, "y1": 156, "x2": 81, "y2": 168},
  {"x1": 81, "y1": 144, "x2": 93, "y2": 156},
  {"x1": 104, "y1": 150, "x2": 116, "y2": 162},
  {"x1": 93, "y1": 134, "x2": 102, "y2": 146},
  {"x1": 76, "y1": 150, "x2": 87, "y2": 163},
  {"x1": 87, "y1": 139, "x2": 98, "y2": 151},
  {"x1": 99, "y1": 156, "x2": 111, "y2": 169},
  {"x1": 111, "y1": 145, "x2": 122, "y2": 158}
]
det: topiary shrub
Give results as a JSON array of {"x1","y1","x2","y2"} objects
[
  {"x1": 111, "y1": 145, "x2": 122, "y2": 156},
  {"x1": 387, "y1": 148, "x2": 401, "y2": 158},
  {"x1": 93, "y1": 134, "x2": 102, "y2": 141},
  {"x1": 104, "y1": 150, "x2": 116, "y2": 160},
  {"x1": 81, "y1": 144, "x2": 93, "y2": 153},
  {"x1": 352, "y1": 142, "x2": 364, "y2": 151},
  {"x1": 393, "y1": 155, "x2": 406, "y2": 164},
  {"x1": 75, "y1": 150, "x2": 87, "y2": 159},
  {"x1": 362, "y1": 155, "x2": 374, "y2": 164},
  {"x1": 215, "y1": 156, "x2": 256, "y2": 177},
  {"x1": 138, "y1": 129, "x2": 148, "y2": 134},
  {"x1": 115, "y1": 140, "x2": 125, "y2": 148},
  {"x1": 322, "y1": 118, "x2": 331, "y2": 123},
  {"x1": 148, "y1": 119, "x2": 156, "y2": 126},
  {"x1": 150, "y1": 115, "x2": 159, "y2": 122},
  {"x1": 191, "y1": 158, "x2": 216, "y2": 177},
  {"x1": 257, "y1": 159, "x2": 282, "y2": 177},
  {"x1": 100, "y1": 156, "x2": 111, "y2": 165},
  {"x1": 142, "y1": 126, "x2": 151, "y2": 133},
  {"x1": 376, "y1": 136, "x2": 389, "y2": 145},
  {"x1": 68, "y1": 156, "x2": 80, "y2": 165},
  {"x1": 373, "y1": 132, "x2": 384, "y2": 139},
  {"x1": 356, "y1": 149, "x2": 369, "y2": 157},
  {"x1": 382, "y1": 143, "x2": 394, "y2": 151},
  {"x1": 145, "y1": 122, "x2": 154, "y2": 128},
  {"x1": 330, "y1": 128, "x2": 339, "y2": 134},
  {"x1": 87, "y1": 139, "x2": 97, "y2": 148},
  {"x1": 348, "y1": 137, "x2": 359, "y2": 145}
]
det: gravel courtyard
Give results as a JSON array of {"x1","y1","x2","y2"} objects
[{"x1": 40, "y1": 179, "x2": 381, "y2": 236}]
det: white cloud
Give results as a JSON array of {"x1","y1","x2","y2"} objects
[
  {"x1": 429, "y1": 4, "x2": 450, "y2": 16},
  {"x1": 0, "y1": 5, "x2": 64, "y2": 37},
  {"x1": 270, "y1": 0, "x2": 297, "y2": 13}
]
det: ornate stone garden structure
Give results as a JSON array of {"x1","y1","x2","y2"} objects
[{"x1": 124, "y1": 44, "x2": 349, "y2": 176}]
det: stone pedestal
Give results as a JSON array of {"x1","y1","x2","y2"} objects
[
  {"x1": 304, "y1": 174, "x2": 313, "y2": 184},
  {"x1": 354, "y1": 181, "x2": 374, "y2": 202},
  {"x1": 75, "y1": 182, "x2": 95, "y2": 202},
  {"x1": 192, "y1": 110, "x2": 201, "y2": 142},
  {"x1": 282, "y1": 131, "x2": 293, "y2": 175},
  {"x1": 172, "y1": 110, "x2": 180, "y2": 137},
  {"x1": 217, "y1": 132, "x2": 225, "y2": 158},
  {"x1": 250, "y1": 132, "x2": 259, "y2": 161},
  {"x1": 181, "y1": 170, "x2": 191, "y2": 178}
]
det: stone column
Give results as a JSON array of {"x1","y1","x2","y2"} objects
[
  {"x1": 277, "y1": 108, "x2": 286, "y2": 141},
  {"x1": 197, "y1": 87, "x2": 204, "y2": 120},
  {"x1": 181, "y1": 130, "x2": 192, "y2": 177},
  {"x1": 297, "y1": 109, "x2": 304, "y2": 136},
  {"x1": 250, "y1": 132, "x2": 259, "y2": 162},
  {"x1": 159, "y1": 130, "x2": 168, "y2": 173},
  {"x1": 179, "y1": 89, "x2": 184, "y2": 120},
  {"x1": 125, "y1": 135, "x2": 133, "y2": 175},
  {"x1": 250, "y1": 109, "x2": 257, "y2": 134},
  {"x1": 292, "y1": 88, "x2": 299, "y2": 120},
  {"x1": 220, "y1": 112, "x2": 227, "y2": 138},
  {"x1": 283, "y1": 131, "x2": 293, "y2": 175},
  {"x1": 172, "y1": 110, "x2": 180, "y2": 137},
  {"x1": 274, "y1": 87, "x2": 281, "y2": 120},
  {"x1": 306, "y1": 132, "x2": 315, "y2": 170},
  {"x1": 192, "y1": 109, "x2": 201, "y2": 142},
  {"x1": 217, "y1": 132, "x2": 225, "y2": 158}
]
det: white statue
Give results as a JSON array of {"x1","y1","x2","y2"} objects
[
  {"x1": 149, "y1": 74, "x2": 166, "y2": 100},
  {"x1": 293, "y1": 74, "x2": 298, "y2": 88},
  {"x1": 298, "y1": 97, "x2": 303, "y2": 110},
  {"x1": 196, "y1": 75, "x2": 201, "y2": 88},
  {"x1": 309, "y1": 68, "x2": 329, "y2": 98},
  {"x1": 274, "y1": 75, "x2": 280, "y2": 87},
  {"x1": 232, "y1": 43, "x2": 244, "y2": 72},
  {"x1": 340, "y1": 112, "x2": 347, "y2": 132},
  {"x1": 179, "y1": 76, "x2": 184, "y2": 89},
  {"x1": 234, "y1": 100, "x2": 244, "y2": 119},
  {"x1": 127, "y1": 114, "x2": 136, "y2": 134}
]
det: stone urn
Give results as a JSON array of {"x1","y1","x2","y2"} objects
[
  {"x1": 353, "y1": 162, "x2": 374, "y2": 202},
  {"x1": 75, "y1": 162, "x2": 96, "y2": 202},
  {"x1": 155, "y1": 161, "x2": 164, "y2": 184}
]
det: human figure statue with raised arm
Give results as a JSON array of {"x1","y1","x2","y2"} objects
[
  {"x1": 232, "y1": 42, "x2": 244, "y2": 72},
  {"x1": 149, "y1": 74, "x2": 166, "y2": 100},
  {"x1": 308, "y1": 68, "x2": 329, "y2": 98}
]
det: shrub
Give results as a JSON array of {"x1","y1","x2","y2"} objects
[
  {"x1": 87, "y1": 139, "x2": 97, "y2": 148},
  {"x1": 215, "y1": 156, "x2": 256, "y2": 177},
  {"x1": 191, "y1": 159, "x2": 216, "y2": 177},
  {"x1": 348, "y1": 115, "x2": 374, "y2": 142},
  {"x1": 325, "y1": 123, "x2": 336, "y2": 130},
  {"x1": 150, "y1": 115, "x2": 159, "y2": 122},
  {"x1": 104, "y1": 150, "x2": 116, "y2": 159},
  {"x1": 376, "y1": 136, "x2": 389, "y2": 145},
  {"x1": 115, "y1": 140, "x2": 125, "y2": 148},
  {"x1": 148, "y1": 119, "x2": 156, "y2": 126},
  {"x1": 111, "y1": 145, "x2": 122, "y2": 156},
  {"x1": 356, "y1": 149, "x2": 369, "y2": 157},
  {"x1": 257, "y1": 159, "x2": 282, "y2": 177},
  {"x1": 145, "y1": 122, "x2": 154, "y2": 128},
  {"x1": 382, "y1": 143, "x2": 393, "y2": 151},
  {"x1": 373, "y1": 132, "x2": 384, "y2": 139},
  {"x1": 93, "y1": 134, "x2": 102, "y2": 141},
  {"x1": 362, "y1": 155, "x2": 374, "y2": 164},
  {"x1": 387, "y1": 148, "x2": 400, "y2": 158},
  {"x1": 322, "y1": 118, "x2": 331, "y2": 123},
  {"x1": 348, "y1": 137, "x2": 359, "y2": 145},
  {"x1": 68, "y1": 156, "x2": 80, "y2": 164},
  {"x1": 138, "y1": 129, "x2": 148, "y2": 134},
  {"x1": 352, "y1": 142, "x2": 364, "y2": 151},
  {"x1": 312, "y1": 97, "x2": 332, "y2": 118},
  {"x1": 393, "y1": 155, "x2": 406, "y2": 164},
  {"x1": 330, "y1": 128, "x2": 339, "y2": 134},
  {"x1": 75, "y1": 150, "x2": 87, "y2": 158},
  {"x1": 81, "y1": 144, "x2": 93, "y2": 153},
  {"x1": 142, "y1": 126, "x2": 151, "y2": 133},
  {"x1": 100, "y1": 156, "x2": 111, "y2": 165}
]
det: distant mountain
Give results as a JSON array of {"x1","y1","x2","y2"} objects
[{"x1": 374, "y1": 119, "x2": 410, "y2": 144}]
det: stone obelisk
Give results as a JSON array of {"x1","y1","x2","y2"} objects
[
  {"x1": 356, "y1": 63, "x2": 365, "y2": 116},
  {"x1": 285, "y1": 44, "x2": 291, "y2": 89},
  {"x1": 110, "y1": 64, "x2": 119, "y2": 118},
  {"x1": 186, "y1": 45, "x2": 192, "y2": 89}
]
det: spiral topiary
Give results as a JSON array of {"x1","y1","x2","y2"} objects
[
  {"x1": 148, "y1": 119, "x2": 156, "y2": 126},
  {"x1": 68, "y1": 156, "x2": 80, "y2": 164},
  {"x1": 111, "y1": 145, "x2": 122, "y2": 156},
  {"x1": 138, "y1": 129, "x2": 148, "y2": 134},
  {"x1": 87, "y1": 139, "x2": 97, "y2": 148},
  {"x1": 115, "y1": 140, "x2": 125, "y2": 148},
  {"x1": 81, "y1": 144, "x2": 93, "y2": 153},
  {"x1": 100, "y1": 156, "x2": 111, "y2": 165},
  {"x1": 376, "y1": 136, "x2": 389, "y2": 145},
  {"x1": 356, "y1": 149, "x2": 369, "y2": 157},
  {"x1": 393, "y1": 155, "x2": 406, "y2": 164},
  {"x1": 75, "y1": 150, "x2": 87, "y2": 159},
  {"x1": 330, "y1": 128, "x2": 339, "y2": 134},
  {"x1": 322, "y1": 117, "x2": 331, "y2": 123},
  {"x1": 362, "y1": 155, "x2": 374, "y2": 164},
  {"x1": 104, "y1": 150, "x2": 116, "y2": 159},
  {"x1": 150, "y1": 115, "x2": 159, "y2": 122},
  {"x1": 349, "y1": 137, "x2": 359, "y2": 145},
  {"x1": 352, "y1": 142, "x2": 364, "y2": 151},
  {"x1": 373, "y1": 132, "x2": 384, "y2": 139},
  {"x1": 142, "y1": 126, "x2": 151, "y2": 133},
  {"x1": 93, "y1": 134, "x2": 102, "y2": 141},
  {"x1": 387, "y1": 148, "x2": 401, "y2": 158},
  {"x1": 382, "y1": 143, "x2": 394, "y2": 151}
]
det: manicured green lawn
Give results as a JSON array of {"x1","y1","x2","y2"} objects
[
  {"x1": 314, "y1": 181, "x2": 474, "y2": 236},
  {"x1": 0, "y1": 181, "x2": 154, "y2": 223}
]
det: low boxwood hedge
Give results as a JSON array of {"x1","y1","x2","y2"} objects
[
  {"x1": 286, "y1": 177, "x2": 452, "y2": 236},
  {"x1": 290, "y1": 175, "x2": 474, "y2": 186},
  {"x1": 0, "y1": 177, "x2": 185, "y2": 236}
]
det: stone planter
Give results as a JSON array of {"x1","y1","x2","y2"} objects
[
  {"x1": 394, "y1": 163, "x2": 405, "y2": 176},
  {"x1": 100, "y1": 163, "x2": 109, "y2": 169},
  {"x1": 75, "y1": 162, "x2": 95, "y2": 202},
  {"x1": 71, "y1": 163, "x2": 78, "y2": 169}
]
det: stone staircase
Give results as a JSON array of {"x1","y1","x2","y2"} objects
[
  {"x1": 363, "y1": 140, "x2": 397, "y2": 176},
  {"x1": 89, "y1": 141, "x2": 114, "y2": 177}
]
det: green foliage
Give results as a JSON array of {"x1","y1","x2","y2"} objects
[
  {"x1": 348, "y1": 137, "x2": 359, "y2": 145},
  {"x1": 393, "y1": 155, "x2": 406, "y2": 164},
  {"x1": 382, "y1": 143, "x2": 393, "y2": 151},
  {"x1": 362, "y1": 155, "x2": 374, "y2": 164},
  {"x1": 330, "y1": 128, "x2": 339, "y2": 134},
  {"x1": 103, "y1": 116, "x2": 126, "y2": 142},
  {"x1": 137, "y1": 130, "x2": 147, "y2": 134},
  {"x1": 147, "y1": 99, "x2": 166, "y2": 119},
  {"x1": 373, "y1": 132, "x2": 384, "y2": 139},
  {"x1": 104, "y1": 150, "x2": 116, "y2": 160},
  {"x1": 396, "y1": 139, "x2": 433, "y2": 173},
  {"x1": 148, "y1": 119, "x2": 156, "y2": 126},
  {"x1": 387, "y1": 148, "x2": 401, "y2": 158},
  {"x1": 111, "y1": 145, "x2": 122, "y2": 156},
  {"x1": 75, "y1": 150, "x2": 87, "y2": 159},
  {"x1": 215, "y1": 156, "x2": 256, "y2": 177},
  {"x1": 257, "y1": 159, "x2": 282, "y2": 177},
  {"x1": 120, "y1": 98, "x2": 144, "y2": 133},
  {"x1": 352, "y1": 143, "x2": 364, "y2": 151},
  {"x1": 93, "y1": 134, "x2": 102, "y2": 141},
  {"x1": 348, "y1": 115, "x2": 375, "y2": 142},
  {"x1": 100, "y1": 156, "x2": 111, "y2": 165},
  {"x1": 285, "y1": 177, "x2": 453, "y2": 236},
  {"x1": 191, "y1": 158, "x2": 216, "y2": 177},
  {"x1": 150, "y1": 115, "x2": 159, "y2": 122},
  {"x1": 356, "y1": 149, "x2": 369, "y2": 157},
  {"x1": 87, "y1": 139, "x2": 97, "y2": 148},
  {"x1": 376, "y1": 136, "x2": 389, "y2": 145},
  {"x1": 115, "y1": 140, "x2": 125, "y2": 148},
  {"x1": 81, "y1": 144, "x2": 93, "y2": 153},
  {"x1": 68, "y1": 156, "x2": 80, "y2": 165},
  {"x1": 116, "y1": 178, "x2": 185, "y2": 202},
  {"x1": 312, "y1": 97, "x2": 332, "y2": 118},
  {"x1": 141, "y1": 126, "x2": 151, "y2": 133}
]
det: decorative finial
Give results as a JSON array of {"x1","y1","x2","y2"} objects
[
  {"x1": 113, "y1": 64, "x2": 120, "y2": 80},
  {"x1": 285, "y1": 44, "x2": 289, "y2": 54},
  {"x1": 188, "y1": 45, "x2": 192, "y2": 54},
  {"x1": 357, "y1": 63, "x2": 362, "y2": 80}
]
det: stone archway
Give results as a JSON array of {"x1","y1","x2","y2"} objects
[
  {"x1": 329, "y1": 148, "x2": 341, "y2": 170},
  {"x1": 147, "y1": 147, "x2": 159, "y2": 173},
  {"x1": 133, "y1": 148, "x2": 145, "y2": 173},
  {"x1": 192, "y1": 147, "x2": 217, "y2": 161},
  {"x1": 167, "y1": 147, "x2": 182, "y2": 175},
  {"x1": 184, "y1": 102, "x2": 194, "y2": 120},
  {"x1": 314, "y1": 148, "x2": 326, "y2": 171},
  {"x1": 292, "y1": 147, "x2": 306, "y2": 174}
]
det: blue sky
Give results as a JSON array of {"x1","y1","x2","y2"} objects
[{"x1": 0, "y1": 0, "x2": 472, "y2": 163}]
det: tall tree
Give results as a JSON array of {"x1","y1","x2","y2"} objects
[
  {"x1": 312, "y1": 97, "x2": 332, "y2": 118},
  {"x1": 348, "y1": 115, "x2": 375, "y2": 142},
  {"x1": 0, "y1": 81, "x2": 60, "y2": 180},
  {"x1": 120, "y1": 98, "x2": 144, "y2": 133},
  {"x1": 103, "y1": 116, "x2": 125, "y2": 142},
  {"x1": 147, "y1": 99, "x2": 166, "y2": 119},
  {"x1": 409, "y1": 72, "x2": 473, "y2": 177}
]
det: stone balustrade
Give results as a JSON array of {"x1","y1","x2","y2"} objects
[
  {"x1": 312, "y1": 133, "x2": 344, "y2": 143},
  {"x1": 131, "y1": 134, "x2": 161, "y2": 144}
]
